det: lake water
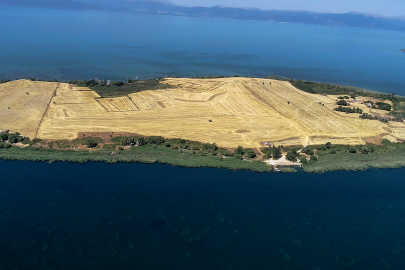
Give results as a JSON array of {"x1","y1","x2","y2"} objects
[
  {"x1": 1, "y1": 160, "x2": 405, "y2": 269},
  {"x1": 0, "y1": 6, "x2": 404, "y2": 94},
  {"x1": 2, "y1": 6, "x2": 405, "y2": 269}
]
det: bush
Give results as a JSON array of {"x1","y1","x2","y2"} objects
[
  {"x1": 146, "y1": 136, "x2": 165, "y2": 145},
  {"x1": 336, "y1": 100, "x2": 348, "y2": 106},
  {"x1": 191, "y1": 145, "x2": 199, "y2": 151},
  {"x1": 0, "y1": 133, "x2": 9, "y2": 142},
  {"x1": 299, "y1": 156, "x2": 308, "y2": 164},
  {"x1": 261, "y1": 147, "x2": 272, "y2": 158},
  {"x1": 286, "y1": 151, "x2": 298, "y2": 162},
  {"x1": 112, "y1": 81, "x2": 124, "y2": 86},
  {"x1": 272, "y1": 145, "x2": 282, "y2": 159},
  {"x1": 85, "y1": 138, "x2": 98, "y2": 148},
  {"x1": 211, "y1": 143, "x2": 218, "y2": 151},
  {"x1": 330, "y1": 149, "x2": 337, "y2": 154},
  {"x1": 234, "y1": 154, "x2": 243, "y2": 160},
  {"x1": 137, "y1": 138, "x2": 147, "y2": 146},
  {"x1": 302, "y1": 147, "x2": 314, "y2": 155},
  {"x1": 7, "y1": 134, "x2": 19, "y2": 144},
  {"x1": 0, "y1": 142, "x2": 11, "y2": 148},
  {"x1": 316, "y1": 145, "x2": 327, "y2": 151},
  {"x1": 32, "y1": 138, "x2": 42, "y2": 143},
  {"x1": 360, "y1": 148, "x2": 369, "y2": 154},
  {"x1": 235, "y1": 146, "x2": 244, "y2": 155},
  {"x1": 376, "y1": 102, "x2": 392, "y2": 111},
  {"x1": 348, "y1": 147, "x2": 357, "y2": 153},
  {"x1": 244, "y1": 149, "x2": 256, "y2": 158},
  {"x1": 22, "y1": 137, "x2": 31, "y2": 145},
  {"x1": 310, "y1": 155, "x2": 318, "y2": 161}
]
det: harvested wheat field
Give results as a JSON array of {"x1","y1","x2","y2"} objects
[
  {"x1": 1, "y1": 78, "x2": 404, "y2": 148},
  {"x1": 0, "y1": 80, "x2": 59, "y2": 138}
]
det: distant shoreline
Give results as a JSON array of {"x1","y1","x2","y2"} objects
[{"x1": 1, "y1": 2, "x2": 405, "y2": 32}]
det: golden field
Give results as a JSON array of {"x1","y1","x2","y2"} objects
[{"x1": 1, "y1": 77, "x2": 404, "y2": 148}]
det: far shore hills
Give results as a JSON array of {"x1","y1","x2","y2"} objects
[{"x1": 1, "y1": 76, "x2": 405, "y2": 173}]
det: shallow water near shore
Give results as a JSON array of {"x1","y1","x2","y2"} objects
[
  {"x1": 1, "y1": 160, "x2": 405, "y2": 269},
  {"x1": 1, "y1": 6, "x2": 405, "y2": 94}
]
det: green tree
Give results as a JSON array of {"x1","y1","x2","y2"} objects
[
  {"x1": 212, "y1": 143, "x2": 218, "y2": 151},
  {"x1": 286, "y1": 151, "x2": 298, "y2": 162},
  {"x1": 272, "y1": 145, "x2": 282, "y2": 160},
  {"x1": 299, "y1": 156, "x2": 308, "y2": 164},
  {"x1": 336, "y1": 100, "x2": 348, "y2": 106},
  {"x1": 235, "y1": 146, "x2": 244, "y2": 155},
  {"x1": 310, "y1": 155, "x2": 318, "y2": 161},
  {"x1": 85, "y1": 138, "x2": 98, "y2": 148},
  {"x1": 7, "y1": 134, "x2": 18, "y2": 144},
  {"x1": 137, "y1": 138, "x2": 147, "y2": 146},
  {"x1": 245, "y1": 149, "x2": 256, "y2": 158},
  {"x1": 0, "y1": 133, "x2": 8, "y2": 142},
  {"x1": 348, "y1": 147, "x2": 357, "y2": 153}
]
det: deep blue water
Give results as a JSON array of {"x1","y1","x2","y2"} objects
[
  {"x1": 0, "y1": 6, "x2": 405, "y2": 94},
  {"x1": 1, "y1": 160, "x2": 405, "y2": 269}
]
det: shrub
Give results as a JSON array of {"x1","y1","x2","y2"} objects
[
  {"x1": 212, "y1": 143, "x2": 218, "y2": 151},
  {"x1": 310, "y1": 155, "x2": 318, "y2": 161},
  {"x1": 112, "y1": 81, "x2": 124, "y2": 86},
  {"x1": 336, "y1": 100, "x2": 348, "y2": 106},
  {"x1": 348, "y1": 147, "x2": 357, "y2": 153},
  {"x1": 286, "y1": 151, "x2": 298, "y2": 162},
  {"x1": 330, "y1": 149, "x2": 337, "y2": 154},
  {"x1": 0, "y1": 142, "x2": 12, "y2": 148},
  {"x1": 137, "y1": 138, "x2": 147, "y2": 146},
  {"x1": 85, "y1": 138, "x2": 98, "y2": 148},
  {"x1": 316, "y1": 145, "x2": 327, "y2": 151},
  {"x1": 0, "y1": 133, "x2": 9, "y2": 142},
  {"x1": 191, "y1": 145, "x2": 199, "y2": 151},
  {"x1": 7, "y1": 134, "x2": 19, "y2": 144},
  {"x1": 244, "y1": 149, "x2": 256, "y2": 158},
  {"x1": 272, "y1": 145, "x2": 282, "y2": 159},
  {"x1": 302, "y1": 147, "x2": 314, "y2": 155},
  {"x1": 376, "y1": 102, "x2": 392, "y2": 111},
  {"x1": 22, "y1": 137, "x2": 31, "y2": 145},
  {"x1": 32, "y1": 138, "x2": 42, "y2": 143},
  {"x1": 360, "y1": 148, "x2": 369, "y2": 154},
  {"x1": 234, "y1": 154, "x2": 243, "y2": 160},
  {"x1": 146, "y1": 136, "x2": 165, "y2": 145},
  {"x1": 235, "y1": 146, "x2": 244, "y2": 155},
  {"x1": 299, "y1": 156, "x2": 308, "y2": 164}
]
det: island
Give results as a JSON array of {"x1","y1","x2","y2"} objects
[
  {"x1": 401, "y1": 49, "x2": 405, "y2": 52},
  {"x1": 1, "y1": 76, "x2": 405, "y2": 173}
]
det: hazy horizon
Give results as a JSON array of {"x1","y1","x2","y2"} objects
[{"x1": 168, "y1": 0, "x2": 405, "y2": 17}]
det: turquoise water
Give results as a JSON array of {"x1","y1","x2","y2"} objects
[
  {"x1": 1, "y1": 160, "x2": 405, "y2": 269},
  {"x1": 0, "y1": 6, "x2": 404, "y2": 94}
]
